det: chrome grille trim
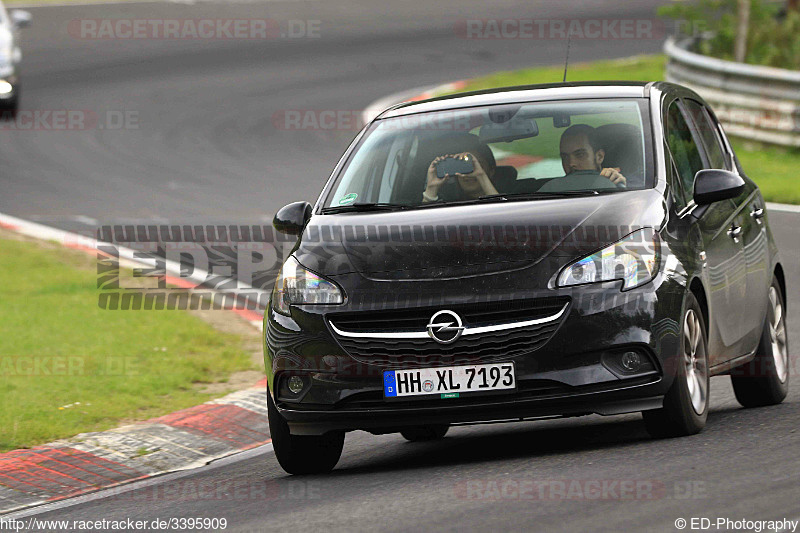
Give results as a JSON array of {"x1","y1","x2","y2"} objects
[{"x1": 328, "y1": 302, "x2": 569, "y2": 339}]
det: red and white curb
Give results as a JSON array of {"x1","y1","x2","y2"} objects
[
  {"x1": 0, "y1": 212, "x2": 271, "y2": 514},
  {"x1": 0, "y1": 381, "x2": 270, "y2": 514},
  {"x1": 361, "y1": 80, "x2": 468, "y2": 125}
]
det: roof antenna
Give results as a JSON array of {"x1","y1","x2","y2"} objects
[{"x1": 562, "y1": 30, "x2": 573, "y2": 83}]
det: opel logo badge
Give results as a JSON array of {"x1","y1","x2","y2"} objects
[{"x1": 426, "y1": 310, "x2": 465, "y2": 344}]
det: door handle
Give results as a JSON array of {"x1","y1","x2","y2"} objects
[
  {"x1": 750, "y1": 207, "x2": 765, "y2": 219},
  {"x1": 727, "y1": 225, "x2": 742, "y2": 238}
]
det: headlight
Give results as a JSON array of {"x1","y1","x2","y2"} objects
[
  {"x1": 558, "y1": 228, "x2": 660, "y2": 291},
  {"x1": 272, "y1": 256, "x2": 343, "y2": 315}
]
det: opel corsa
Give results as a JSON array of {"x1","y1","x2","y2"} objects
[{"x1": 266, "y1": 82, "x2": 789, "y2": 474}]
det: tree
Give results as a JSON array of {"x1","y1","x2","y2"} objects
[{"x1": 734, "y1": 0, "x2": 750, "y2": 62}]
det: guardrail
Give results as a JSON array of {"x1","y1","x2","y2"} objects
[{"x1": 664, "y1": 36, "x2": 800, "y2": 147}]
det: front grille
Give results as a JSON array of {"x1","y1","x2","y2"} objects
[{"x1": 328, "y1": 298, "x2": 569, "y2": 366}]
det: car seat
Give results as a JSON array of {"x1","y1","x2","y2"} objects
[{"x1": 595, "y1": 123, "x2": 644, "y2": 188}]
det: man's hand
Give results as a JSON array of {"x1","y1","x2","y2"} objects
[{"x1": 600, "y1": 167, "x2": 627, "y2": 187}]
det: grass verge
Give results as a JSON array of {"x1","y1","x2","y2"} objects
[
  {"x1": 450, "y1": 55, "x2": 800, "y2": 205},
  {"x1": 0, "y1": 231, "x2": 257, "y2": 452}
]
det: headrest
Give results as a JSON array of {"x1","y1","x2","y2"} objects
[{"x1": 595, "y1": 123, "x2": 644, "y2": 186}]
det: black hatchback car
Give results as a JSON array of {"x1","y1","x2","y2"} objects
[{"x1": 265, "y1": 82, "x2": 789, "y2": 475}]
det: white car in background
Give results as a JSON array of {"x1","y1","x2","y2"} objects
[{"x1": 0, "y1": 0, "x2": 31, "y2": 118}]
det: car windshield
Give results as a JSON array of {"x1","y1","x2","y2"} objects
[{"x1": 324, "y1": 99, "x2": 651, "y2": 209}]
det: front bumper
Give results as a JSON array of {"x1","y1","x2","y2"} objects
[
  {"x1": 265, "y1": 275, "x2": 685, "y2": 435},
  {"x1": 280, "y1": 378, "x2": 664, "y2": 435}
]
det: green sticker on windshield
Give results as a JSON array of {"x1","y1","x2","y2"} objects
[{"x1": 339, "y1": 193, "x2": 358, "y2": 205}]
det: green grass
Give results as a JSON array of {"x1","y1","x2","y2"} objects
[
  {"x1": 0, "y1": 237, "x2": 256, "y2": 452},
  {"x1": 731, "y1": 141, "x2": 800, "y2": 205},
  {"x1": 449, "y1": 54, "x2": 800, "y2": 204}
]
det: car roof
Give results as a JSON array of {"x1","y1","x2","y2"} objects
[{"x1": 378, "y1": 81, "x2": 658, "y2": 119}]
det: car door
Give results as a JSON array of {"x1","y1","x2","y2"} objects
[
  {"x1": 683, "y1": 99, "x2": 767, "y2": 355},
  {"x1": 689, "y1": 101, "x2": 770, "y2": 352},
  {"x1": 665, "y1": 98, "x2": 747, "y2": 366}
]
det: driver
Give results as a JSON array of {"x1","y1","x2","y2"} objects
[{"x1": 559, "y1": 124, "x2": 626, "y2": 187}]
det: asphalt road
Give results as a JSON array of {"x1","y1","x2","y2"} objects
[{"x1": 2, "y1": 0, "x2": 799, "y2": 531}]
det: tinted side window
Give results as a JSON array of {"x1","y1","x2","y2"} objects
[
  {"x1": 684, "y1": 100, "x2": 729, "y2": 170},
  {"x1": 667, "y1": 153, "x2": 687, "y2": 210},
  {"x1": 666, "y1": 101, "x2": 704, "y2": 203}
]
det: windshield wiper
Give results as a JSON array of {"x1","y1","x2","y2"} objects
[
  {"x1": 478, "y1": 190, "x2": 601, "y2": 201},
  {"x1": 321, "y1": 202, "x2": 410, "y2": 214}
]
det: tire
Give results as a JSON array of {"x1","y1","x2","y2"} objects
[
  {"x1": 643, "y1": 292, "x2": 709, "y2": 438},
  {"x1": 0, "y1": 96, "x2": 19, "y2": 122},
  {"x1": 267, "y1": 392, "x2": 344, "y2": 475},
  {"x1": 731, "y1": 277, "x2": 789, "y2": 407},
  {"x1": 400, "y1": 424, "x2": 449, "y2": 442}
]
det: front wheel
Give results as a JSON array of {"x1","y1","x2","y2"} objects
[
  {"x1": 731, "y1": 277, "x2": 789, "y2": 407},
  {"x1": 267, "y1": 392, "x2": 344, "y2": 475},
  {"x1": 643, "y1": 292, "x2": 709, "y2": 438}
]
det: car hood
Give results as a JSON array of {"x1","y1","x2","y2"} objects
[{"x1": 293, "y1": 189, "x2": 666, "y2": 280}]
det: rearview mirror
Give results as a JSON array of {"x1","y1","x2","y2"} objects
[
  {"x1": 273, "y1": 201, "x2": 312, "y2": 235},
  {"x1": 10, "y1": 10, "x2": 32, "y2": 29},
  {"x1": 693, "y1": 169, "x2": 745, "y2": 205},
  {"x1": 478, "y1": 118, "x2": 539, "y2": 143}
]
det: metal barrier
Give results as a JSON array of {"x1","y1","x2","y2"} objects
[{"x1": 664, "y1": 36, "x2": 800, "y2": 147}]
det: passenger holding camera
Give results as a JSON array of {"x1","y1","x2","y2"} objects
[{"x1": 422, "y1": 151, "x2": 499, "y2": 203}]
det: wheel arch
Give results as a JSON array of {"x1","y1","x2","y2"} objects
[
  {"x1": 774, "y1": 262, "x2": 787, "y2": 311},
  {"x1": 688, "y1": 276, "x2": 709, "y2": 336}
]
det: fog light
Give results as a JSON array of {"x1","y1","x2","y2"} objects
[
  {"x1": 601, "y1": 349, "x2": 656, "y2": 378},
  {"x1": 621, "y1": 351, "x2": 641, "y2": 372},
  {"x1": 0, "y1": 81, "x2": 12, "y2": 96},
  {"x1": 287, "y1": 375, "x2": 305, "y2": 394}
]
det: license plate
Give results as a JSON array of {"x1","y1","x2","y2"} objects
[{"x1": 383, "y1": 362, "x2": 515, "y2": 399}]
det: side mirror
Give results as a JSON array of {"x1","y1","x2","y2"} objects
[
  {"x1": 273, "y1": 201, "x2": 312, "y2": 235},
  {"x1": 10, "y1": 10, "x2": 32, "y2": 29},
  {"x1": 693, "y1": 169, "x2": 745, "y2": 205}
]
